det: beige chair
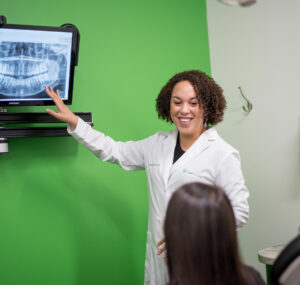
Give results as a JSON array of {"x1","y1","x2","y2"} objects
[{"x1": 270, "y1": 235, "x2": 300, "y2": 285}]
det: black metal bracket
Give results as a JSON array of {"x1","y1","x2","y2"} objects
[
  {"x1": 0, "y1": 112, "x2": 93, "y2": 138},
  {"x1": 0, "y1": 15, "x2": 7, "y2": 26},
  {"x1": 61, "y1": 23, "x2": 80, "y2": 66}
]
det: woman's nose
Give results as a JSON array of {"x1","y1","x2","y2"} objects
[{"x1": 180, "y1": 104, "x2": 189, "y2": 114}]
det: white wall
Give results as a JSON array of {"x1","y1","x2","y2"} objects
[{"x1": 206, "y1": 0, "x2": 300, "y2": 278}]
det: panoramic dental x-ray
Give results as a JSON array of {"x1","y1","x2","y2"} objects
[{"x1": 0, "y1": 28, "x2": 72, "y2": 102}]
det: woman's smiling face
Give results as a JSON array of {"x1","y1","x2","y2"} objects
[{"x1": 170, "y1": 80, "x2": 205, "y2": 140}]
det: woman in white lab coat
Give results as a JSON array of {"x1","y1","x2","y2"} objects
[{"x1": 45, "y1": 70, "x2": 249, "y2": 285}]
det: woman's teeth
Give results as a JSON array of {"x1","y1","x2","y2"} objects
[{"x1": 180, "y1": 118, "x2": 190, "y2": 122}]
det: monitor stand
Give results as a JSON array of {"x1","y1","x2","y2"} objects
[{"x1": 0, "y1": 112, "x2": 92, "y2": 138}]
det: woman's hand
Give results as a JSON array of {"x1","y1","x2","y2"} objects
[
  {"x1": 45, "y1": 86, "x2": 78, "y2": 131},
  {"x1": 157, "y1": 237, "x2": 167, "y2": 259}
]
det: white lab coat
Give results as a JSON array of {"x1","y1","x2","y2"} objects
[{"x1": 68, "y1": 118, "x2": 249, "y2": 285}]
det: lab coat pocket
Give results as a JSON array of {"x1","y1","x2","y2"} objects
[
  {"x1": 147, "y1": 162, "x2": 163, "y2": 188},
  {"x1": 144, "y1": 231, "x2": 153, "y2": 283},
  {"x1": 148, "y1": 163, "x2": 161, "y2": 174}
]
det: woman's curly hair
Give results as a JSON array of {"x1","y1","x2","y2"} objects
[{"x1": 156, "y1": 70, "x2": 226, "y2": 126}]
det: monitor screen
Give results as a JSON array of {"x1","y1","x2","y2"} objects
[{"x1": 0, "y1": 24, "x2": 77, "y2": 106}]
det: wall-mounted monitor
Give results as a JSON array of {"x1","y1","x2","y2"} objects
[{"x1": 0, "y1": 23, "x2": 79, "y2": 107}]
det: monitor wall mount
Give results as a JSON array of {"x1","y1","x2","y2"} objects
[
  {"x1": 0, "y1": 16, "x2": 91, "y2": 155},
  {"x1": 0, "y1": 112, "x2": 93, "y2": 154}
]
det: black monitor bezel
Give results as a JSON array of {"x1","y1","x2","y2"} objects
[{"x1": 0, "y1": 23, "x2": 78, "y2": 107}]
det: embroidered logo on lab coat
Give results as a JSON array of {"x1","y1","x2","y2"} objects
[{"x1": 183, "y1": 168, "x2": 200, "y2": 178}]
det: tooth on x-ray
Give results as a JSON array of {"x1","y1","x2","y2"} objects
[{"x1": 0, "y1": 42, "x2": 67, "y2": 97}]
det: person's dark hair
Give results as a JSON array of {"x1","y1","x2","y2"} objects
[
  {"x1": 165, "y1": 183, "x2": 256, "y2": 285},
  {"x1": 156, "y1": 70, "x2": 226, "y2": 126}
]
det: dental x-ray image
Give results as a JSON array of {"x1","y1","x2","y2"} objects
[
  {"x1": 0, "y1": 27, "x2": 73, "y2": 105},
  {"x1": 0, "y1": 42, "x2": 68, "y2": 99}
]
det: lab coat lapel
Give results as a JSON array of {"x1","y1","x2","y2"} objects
[
  {"x1": 170, "y1": 127, "x2": 217, "y2": 176},
  {"x1": 161, "y1": 129, "x2": 178, "y2": 187}
]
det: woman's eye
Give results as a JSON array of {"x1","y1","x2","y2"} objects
[
  {"x1": 174, "y1": 102, "x2": 181, "y2": 105},
  {"x1": 191, "y1": 102, "x2": 198, "y2": 106}
]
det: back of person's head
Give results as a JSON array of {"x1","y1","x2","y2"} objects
[{"x1": 165, "y1": 182, "x2": 253, "y2": 285}]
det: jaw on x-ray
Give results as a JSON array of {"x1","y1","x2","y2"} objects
[{"x1": 0, "y1": 41, "x2": 68, "y2": 99}]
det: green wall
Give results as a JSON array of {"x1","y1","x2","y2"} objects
[{"x1": 0, "y1": 0, "x2": 210, "y2": 284}]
